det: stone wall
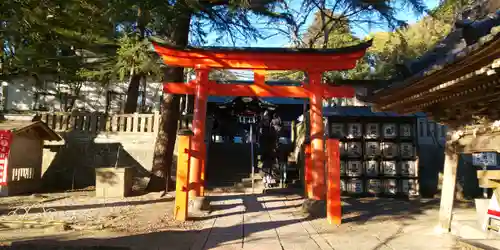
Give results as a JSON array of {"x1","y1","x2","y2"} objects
[{"x1": 41, "y1": 131, "x2": 171, "y2": 191}]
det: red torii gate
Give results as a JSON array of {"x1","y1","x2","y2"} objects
[{"x1": 153, "y1": 41, "x2": 371, "y2": 224}]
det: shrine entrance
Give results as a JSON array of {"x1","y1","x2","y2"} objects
[
  {"x1": 152, "y1": 41, "x2": 371, "y2": 225},
  {"x1": 206, "y1": 96, "x2": 275, "y2": 189}
]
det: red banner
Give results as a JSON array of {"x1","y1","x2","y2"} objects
[{"x1": 0, "y1": 130, "x2": 13, "y2": 186}]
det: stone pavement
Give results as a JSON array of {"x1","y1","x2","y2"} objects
[{"x1": 191, "y1": 192, "x2": 462, "y2": 250}]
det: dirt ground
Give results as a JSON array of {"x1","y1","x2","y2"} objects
[{"x1": 0, "y1": 190, "x2": 202, "y2": 242}]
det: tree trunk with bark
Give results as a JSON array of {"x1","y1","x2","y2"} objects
[
  {"x1": 124, "y1": 6, "x2": 148, "y2": 114},
  {"x1": 147, "y1": 4, "x2": 191, "y2": 193},
  {"x1": 124, "y1": 73, "x2": 142, "y2": 113}
]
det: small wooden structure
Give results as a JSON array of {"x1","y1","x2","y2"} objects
[
  {"x1": 0, "y1": 117, "x2": 61, "y2": 196},
  {"x1": 362, "y1": 3, "x2": 500, "y2": 232}
]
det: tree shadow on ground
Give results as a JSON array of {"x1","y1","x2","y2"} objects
[
  {"x1": 4, "y1": 192, "x2": 460, "y2": 250},
  {"x1": 0, "y1": 196, "x2": 174, "y2": 216}
]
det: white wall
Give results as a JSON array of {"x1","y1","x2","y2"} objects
[{"x1": 1, "y1": 76, "x2": 163, "y2": 113}]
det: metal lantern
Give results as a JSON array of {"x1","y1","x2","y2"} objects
[
  {"x1": 381, "y1": 142, "x2": 398, "y2": 158},
  {"x1": 347, "y1": 142, "x2": 362, "y2": 157},
  {"x1": 400, "y1": 143, "x2": 414, "y2": 158},
  {"x1": 401, "y1": 179, "x2": 419, "y2": 196},
  {"x1": 365, "y1": 123, "x2": 380, "y2": 139},
  {"x1": 340, "y1": 161, "x2": 346, "y2": 176},
  {"x1": 364, "y1": 160, "x2": 379, "y2": 176},
  {"x1": 400, "y1": 124, "x2": 412, "y2": 137},
  {"x1": 367, "y1": 179, "x2": 382, "y2": 194},
  {"x1": 365, "y1": 142, "x2": 380, "y2": 158},
  {"x1": 330, "y1": 123, "x2": 345, "y2": 138},
  {"x1": 384, "y1": 179, "x2": 398, "y2": 195},
  {"x1": 347, "y1": 178, "x2": 363, "y2": 194},
  {"x1": 347, "y1": 160, "x2": 362, "y2": 176},
  {"x1": 400, "y1": 161, "x2": 416, "y2": 176},
  {"x1": 382, "y1": 161, "x2": 397, "y2": 176},
  {"x1": 382, "y1": 123, "x2": 397, "y2": 138},
  {"x1": 347, "y1": 123, "x2": 362, "y2": 138}
]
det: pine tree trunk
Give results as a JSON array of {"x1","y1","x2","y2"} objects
[
  {"x1": 147, "y1": 5, "x2": 191, "y2": 193},
  {"x1": 148, "y1": 89, "x2": 181, "y2": 191},
  {"x1": 124, "y1": 73, "x2": 142, "y2": 113}
]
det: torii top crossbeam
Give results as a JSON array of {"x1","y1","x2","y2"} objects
[
  {"x1": 152, "y1": 40, "x2": 371, "y2": 223},
  {"x1": 152, "y1": 41, "x2": 372, "y2": 71}
]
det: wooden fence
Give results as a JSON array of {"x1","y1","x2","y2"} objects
[{"x1": 37, "y1": 112, "x2": 194, "y2": 134}]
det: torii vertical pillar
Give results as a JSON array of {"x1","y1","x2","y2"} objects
[
  {"x1": 308, "y1": 71, "x2": 326, "y2": 200},
  {"x1": 189, "y1": 67, "x2": 209, "y2": 198}
]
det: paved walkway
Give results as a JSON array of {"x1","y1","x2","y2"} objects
[{"x1": 191, "y1": 192, "x2": 461, "y2": 250}]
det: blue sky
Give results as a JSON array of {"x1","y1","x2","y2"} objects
[
  {"x1": 206, "y1": 0, "x2": 440, "y2": 47},
  {"x1": 202, "y1": 0, "x2": 440, "y2": 79}
]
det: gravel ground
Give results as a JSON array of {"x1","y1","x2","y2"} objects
[{"x1": 0, "y1": 190, "x2": 203, "y2": 234}]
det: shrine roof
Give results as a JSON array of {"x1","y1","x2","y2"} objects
[
  {"x1": 0, "y1": 119, "x2": 61, "y2": 141},
  {"x1": 363, "y1": 6, "x2": 500, "y2": 115}
]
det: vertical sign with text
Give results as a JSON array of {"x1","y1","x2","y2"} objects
[{"x1": 0, "y1": 130, "x2": 12, "y2": 186}]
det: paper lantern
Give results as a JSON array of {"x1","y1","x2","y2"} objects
[
  {"x1": 400, "y1": 143, "x2": 414, "y2": 158},
  {"x1": 330, "y1": 123, "x2": 345, "y2": 138},
  {"x1": 401, "y1": 179, "x2": 419, "y2": 196},
  {"x1": 400, "y1": 124, "x2": 412, "y2": 137},
  {"x1": 382, "y1": 161, "x2": 397, "y2": 176},
  {"x1": 382, "y1": 123, "x2": 397, "y2": 138},
  {"x1": 381, "y1": 142, "x2": 398, "y2": 158},
  {"x1": 340, "y1": 161, "x2": 346, "y2": 176},
  {"x1": 367, "y1": 179, "x2": 382, "y2": 194},
  {"x1": 347, "y1": 123, "x2": 362, "y2": 138},
  {"x1": 347, "y1": 160, "x2": 362, "y2": 177},
  {"x1": 339, "y1": 141, "x2": 347, "y2": 156},
  {"x1": 364, "y1": 160, "x2": 379, "y2": 177},
  {"x1": 384, "y1": 179, "x2": 398, "y2": 195},
  {"x1": 365, "y1": 142, "x2": 380, "y2": 158},
  {"x1": 365, "y1": 123, "x2": 380, "y2": 139},
  {"x1": 347, "y1": 142, "x2": 362, "y2": 157},
  {"x1": 340, "y1": 179, "x2": 347, "y2": 192},
  {"x1": 400, "y1": 161, "x2": 416, "y2": 176},
  {"x1": 347, "y1": 178, "x2": 363, "y2": 194}
]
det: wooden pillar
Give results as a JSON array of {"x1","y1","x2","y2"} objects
[
  {"x1": 437, "y1": 140, "x2": 459, "y2": 231},
  {"x1": 189, "y1": 67, "x2": 209, "y2": 198},
  {"x1": 304, "y1": 142, "x2": 313, "y2": 198},
  {"x1": 174, "y1": 129, "x2": 193, "y2": 221},
  {"x1": 326, "y1": 138, "x2": 341, "y2": 225},
  {"x1": 308, "y1": 71, "x2": 325, "y2": 200}
]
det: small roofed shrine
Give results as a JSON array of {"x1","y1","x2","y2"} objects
[
  {"x1": 362, "y1": 3, "x2": 500, "y2": 233},
  {"x1": 153, "y1": 37, "x2": 371, "y2": 224},
  {"x1": 211, "y1": 96, "x2": 277, "y2": 142}
]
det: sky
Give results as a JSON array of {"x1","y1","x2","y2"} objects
[
  {"x1": 206, "y1": 0, "x2": 440, "y2": 48},
  {"x1": 204, "y1": 0, "x2": 440, "y2": 79}
]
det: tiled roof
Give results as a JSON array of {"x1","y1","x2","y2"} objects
[{"x1": 372, "y1": 8, "x2": 500, "y2": 95}]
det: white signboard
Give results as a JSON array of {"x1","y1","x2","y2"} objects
[{"x1": 472, "y1": 152, "x2": 497, "y2": 166}]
